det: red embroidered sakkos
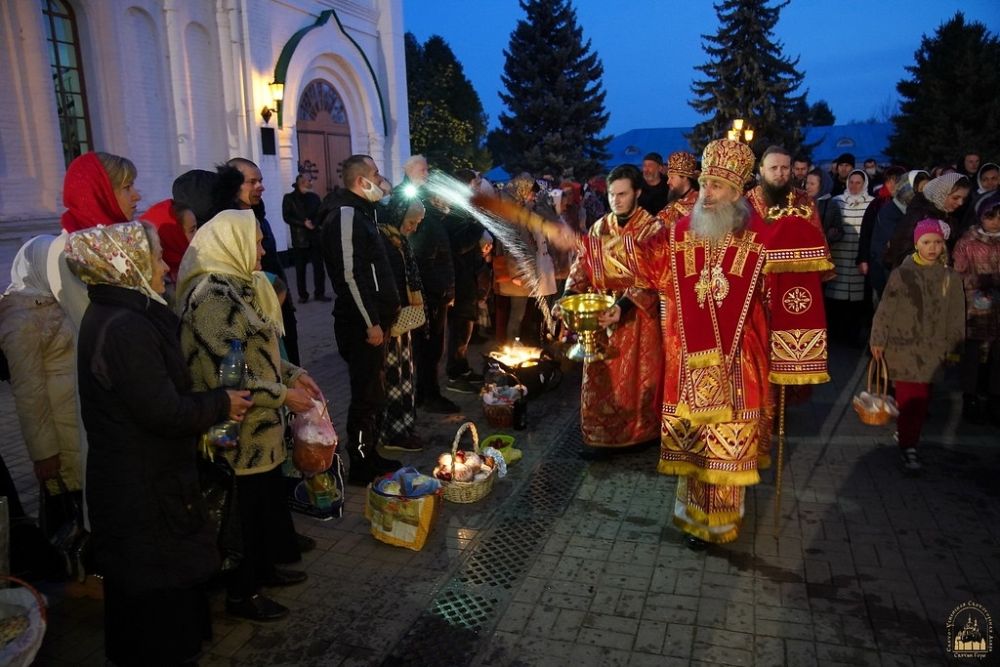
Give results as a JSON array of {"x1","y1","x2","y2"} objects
[
  {"x1": 599, "y1": 204, "x2": 832, "y2": 543},
  {"x1": 565, "y1": 207, "x2": 663, "y2": 447}
]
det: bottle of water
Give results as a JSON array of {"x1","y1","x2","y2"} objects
[
  {"x1": 210, "y1": 339, "x2": 247, "y2": 449},
  {"x1": 219, "y1": 339, "x2": 247, "y2": 389}
]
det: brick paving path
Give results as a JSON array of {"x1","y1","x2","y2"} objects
[{"x1": 2, "y1": 273, "x2": 998, "y2": 666}]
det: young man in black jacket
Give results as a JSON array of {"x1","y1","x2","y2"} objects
[{"x1": 321, "y1": 155, "x2": 401, "y2": 484}]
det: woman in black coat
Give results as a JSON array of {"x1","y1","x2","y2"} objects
[{"x1": 65, "y1": 221, "x2": 251, "y2": 666}]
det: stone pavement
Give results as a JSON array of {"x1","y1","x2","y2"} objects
[{"x1": 2, "y1": 282, "x2": 999, "y2": 666}]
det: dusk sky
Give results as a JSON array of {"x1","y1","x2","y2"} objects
[{"x1": 403, "y1": 1, "x2": 999, "y2": 136}]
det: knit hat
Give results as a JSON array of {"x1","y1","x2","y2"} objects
[
  {"x1": 835, "y1": 153, "x2": 856, "y2": 167},
  {"x1": 921, "y1": 173, "x2": 967, "y2": 211},
  {"x1": 643, "y1": 152, "x2": 663, "y2": 165},
  {"x1": 699, "y1": 139, "x2": 755, "y2": 191},
  {"x1": 913, "y1": 219, "x2": 944, "y2": 243}
]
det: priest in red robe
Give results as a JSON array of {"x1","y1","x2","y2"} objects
[
  {"x1": 656, "y1": 151, "x2": 701, "y2": 227},
  {"x1": 562, "y1": 164, "x2": 663, "y2": 453}
]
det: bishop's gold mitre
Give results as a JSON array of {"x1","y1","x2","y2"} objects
[{"x1": 700, "y1": 139, "x2": 755, "y2": 191}]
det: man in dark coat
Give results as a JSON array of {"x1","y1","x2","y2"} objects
[
  {"x1": 321, "y1": 154, "x2": 402, "y2": 484},
  {"x1": 443, "y1": 169, "x2": 490, "y2": 394},
  {"x1": 226, "y1": 158, "x2": 301, "y2": 365},
  {"x1": 408, "y1": 192, "x2": 460, "y2": 413},
  {"x1": 282, "y1": 174, "x2": 327, "y2": 303},
  {"x1": 637, "y1": 152, "x2": 670, "y2": 216}
]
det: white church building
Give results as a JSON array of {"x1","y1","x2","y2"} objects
[{"x1": 0, "y1": 0, "x2": 410, "y2": 264}]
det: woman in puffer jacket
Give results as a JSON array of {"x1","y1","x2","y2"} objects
[{"x1": 0, "y1": 235, "x2": 82, "y2": 515}]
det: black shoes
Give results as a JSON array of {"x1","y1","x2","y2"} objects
[
  {"x1": 347, "y1": 449, "x2": 402, "y2": 486},
  {"x1": 423, "y1": 394, "x2": 461, "y2": 414},
  {"x1": 261, "y1": 568, "x2": 308, "y2": 587},
  {"x1": 296, "y1": 533, "x2": 316, "y2": 553},
  {"x1": 446, "y1": 376, "x2": 478, "y2": 394},
  {"x1": 685, "y1": 535, "x2": 709, "y2": 551},
  {"x1": 226, "y1": 593, "x2": 289, "y2": 621},
  {"x1": 383, "y1": 435, "x2": 424, "y2": 452},
  {"x1": 314, "y1": 294, "x2": 331, "y2": 302},
  {"x1": 298, "y1": 294, "x2": 310, "y2": 304}
]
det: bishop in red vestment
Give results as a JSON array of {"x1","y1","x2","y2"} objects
[{"x1": 598, "y1": 139, "x2": 831, "y2": 547}]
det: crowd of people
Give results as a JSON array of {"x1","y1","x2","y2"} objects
[{"x1": 0, "y1": 136, "x2": 996, "y2": 661}]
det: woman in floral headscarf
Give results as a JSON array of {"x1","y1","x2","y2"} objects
[
  {"x1": 176, "y1": 208, "x2": 320, "y2": 622},
  {"x1": 66, "y1": 221, "x2": 251, "y2": 666}
]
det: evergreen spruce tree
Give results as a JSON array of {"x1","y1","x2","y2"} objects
[
  {"x1": 689, "y1": 0, "x2": 809, "y2": 154},
  {"x1": 887, "y1": 12, "x2": 1000, "y2": 168},
  {"x1": 492, "y1": 0, "x2": 609, "y2": 178},
  {"x1": 405, "y1": 33, "x2": 490, "y2": 173},
  {"x1": 808, "y1": 101, "x2": 836, "y2": 127}
]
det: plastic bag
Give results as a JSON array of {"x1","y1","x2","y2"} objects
[
  {"x1": 373, "y1": 466, "x2": 441, "y2": 498},
  {"x1": 292, "y1": 394, "x2": 338, "y2": 476}
]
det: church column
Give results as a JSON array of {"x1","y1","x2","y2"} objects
[
  {"x1": 162, "y1": 0, "x2": 196, "y2": 171},
  {"x1": 216, "y1": 0, "x2": 253, "y2": 160},
  {"x1": 376, "y1": 0, "x2": 409, "y2": 182}
]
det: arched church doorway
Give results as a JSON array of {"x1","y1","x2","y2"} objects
[{"x1": 296, "y1": 79, "x2": 352, "y2": 198}]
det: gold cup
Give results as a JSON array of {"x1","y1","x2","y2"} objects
[{"x1": 557, "y1": 293, "x2": 617, "y2": 362}]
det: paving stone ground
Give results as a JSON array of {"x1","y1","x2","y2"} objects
[{"x1": 2, "y1": 263, "x2": 999, "y2": 666}]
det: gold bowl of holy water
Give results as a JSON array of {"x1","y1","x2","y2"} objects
[{"x1": 557, "y1": 293, "x2": 617, "y2": 362}]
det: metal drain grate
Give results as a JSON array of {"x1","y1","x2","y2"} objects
[
  {"x1": 457, "y1": 517, "x2": 549, "y2": 588},
  {"x1": 432, "y1": 589, "x2": 498, "y2": 629},
  {"x1": 383, "y1": 423, "x2": 587, "y2": 666}
]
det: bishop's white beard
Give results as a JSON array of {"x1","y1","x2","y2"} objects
[{"x1": 690, "y1": 197, "x2": 750, "y2": 241}]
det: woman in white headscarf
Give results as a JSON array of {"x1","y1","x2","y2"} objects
[
  {"x1": 824, "y1": 169, "x2": 873, "y2": 344},
  {"x1": 176, "y1": 208, "x2": 320, "y2": 622},
  {"x1": 0, "y1": 235, "x2": 82, "y2": 505}
]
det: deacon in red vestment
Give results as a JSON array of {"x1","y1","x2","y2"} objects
[
  {"x1": 745, "y1": 145, "x2": 832, "y2": 440},
  {"x1": 563, "y1": 164, "x2": 663, "y2": 450},
  {"x1": 598, "y1": 139, "x2": 831, "y2": 548},
  {"x1": 746, "y1": 146, "x2": 824, "y2": 233}
]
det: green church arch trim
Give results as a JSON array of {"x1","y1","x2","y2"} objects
[{"x1": 273, "y1": 8, "x2": 387, "y2": 135}]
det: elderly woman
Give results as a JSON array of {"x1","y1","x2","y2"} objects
[
  {"x1": 377, "y1": 197, "x2": 427, "y2": 453},
  {"x1": 65, "y1": 221, "x2": 251, "y2": 666},
  {"x1": 176, "y1": 209, "x2": 320, "y2": 622},
  {"x1": 0, "y1": 236, "x2": 82, "y2": 524}
]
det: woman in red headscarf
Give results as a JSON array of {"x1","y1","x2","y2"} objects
[
  {"x1": 48, "y1": 151, "x2": 142, "y2": 326},
  {"x1": 140, "y1": 199, "x2": 196, "y2": 285},
  {"x1": 41, "y1": 151, "x2": 141, "y2": 544}
]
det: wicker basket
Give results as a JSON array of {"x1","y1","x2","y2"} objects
[
  {"x1": 0, "y1": 575, "x2": 47, "y2": 667},
  {"x1": 482, "y1": 401, "x2": 514, "y2": 428},
  {"x1": 441, "y1": 422, "x2": 496, "y2": 504},
  {"x1": 852, "y1": 357, "x2": 894, "y2": 426}
]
